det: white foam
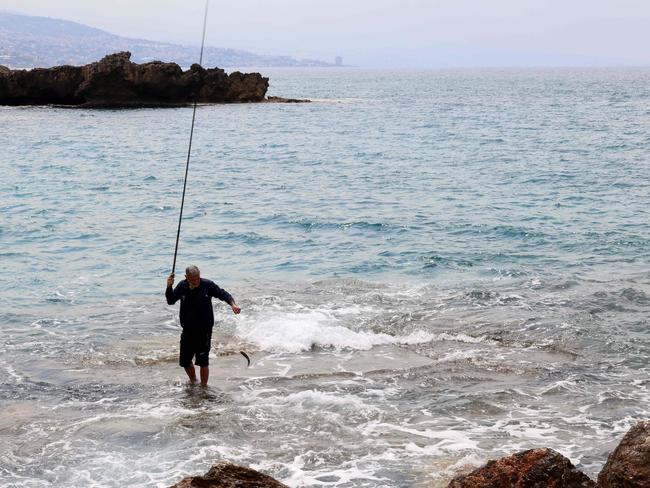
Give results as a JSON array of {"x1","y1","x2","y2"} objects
[
  {"x1": 264, "y1": 450, "x2": 397, "y2": 488},
  {"x1": 474, "y1": 417, "x2": 561, "y2": 446},
  {"x1": 4, "y1": 365, "x2": 22, "y2": 383},
  {"x1": 363, "y1": 421, "x2": 479, "y2": 451},
  {"x1": 248, "y1": 389, "x2": 377, "y2": 417},
  {"x1": 284, "y1": 390, "x2": 373, "y2": 410},
  {"x1": 436, "y1": 349, "x2": 482, "y2": 363},
  {"x1": 237, "y1": 309, "x2": 400, "y2": 352},
  {"x1": 539, "y1": 379, "x2": 581, "y2": 395},
  {"x1": 236, "y1": 309, "x2": 489, "y2": 353},
  {"x1": 433, "y1": 332, "x2": 491, "y2": 344}
]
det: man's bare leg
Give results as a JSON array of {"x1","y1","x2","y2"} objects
[
  {"x1": 200, "y1": 366, "x2": 209, "y2": 387},
  {"x1": 184, "y1": 365, "x2": 197, "y2": 384}
]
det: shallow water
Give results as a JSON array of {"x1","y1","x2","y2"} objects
[{"x1": 1, "y1": 68, "x2": 650, "y2": 487}]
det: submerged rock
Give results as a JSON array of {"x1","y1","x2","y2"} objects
[
  {"x1": 169, "y1": 461, "x2": 288, "y2": 488},
  {"x1": 447, "y1": 448, "x2": 595, "y2": 488},
  {"x1": 597, "y1": 420, "x2": 650, "y2": 488},
  {"x1": 266, "y1": 95, "x2": 310, "y2": 103},
  {"x1": 0, "y1": 51, "x2": 269, "y2": 107}
]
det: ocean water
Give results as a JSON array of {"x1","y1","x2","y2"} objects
[{"x1": 1, "y1": 68, "x2": 650, "y2": 487}]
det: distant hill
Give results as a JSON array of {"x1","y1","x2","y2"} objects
[{"x1": 0, "y1": 11, "x2": 333, "y2": 69}]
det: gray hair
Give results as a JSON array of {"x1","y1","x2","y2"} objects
[{"x1": 185, "y1": 265, "x2": 200, "y2": 277}]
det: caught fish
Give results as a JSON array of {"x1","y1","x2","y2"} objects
[{"x1": 240, "y1": 351, "x2": 251, "y2": 367}]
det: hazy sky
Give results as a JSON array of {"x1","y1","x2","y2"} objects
[{"x1": 3, "y1": 0, "x2": 650, "y2": 67}]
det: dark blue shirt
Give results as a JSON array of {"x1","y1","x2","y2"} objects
[{"x1": 165, "y1": 278, "x2": 233, "y2": 331}]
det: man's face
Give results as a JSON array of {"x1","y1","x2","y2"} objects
[{"x1": 186, "y1": 272, "x2": 200, "y2": 289}]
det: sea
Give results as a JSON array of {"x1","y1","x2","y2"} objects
[{"x1": 1, "y1": 68, "x2": 649, "y2": 487}]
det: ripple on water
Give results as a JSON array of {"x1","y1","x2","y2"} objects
[{"x1": 2, "y1": 69, "x2": 650, "y2": 486}]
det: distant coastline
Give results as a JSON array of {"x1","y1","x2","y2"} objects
[{"x1": 0, "y1": 10, "x2": 339, "y2": 69}]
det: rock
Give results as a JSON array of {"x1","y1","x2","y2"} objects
[
  {"x1": 447, "y1": 448, "x2": 595, "y2": 488},
  {"x1": 0, "y1": 51, "x2": 269, "y2": 107},
  {"x1": 223, "y1": 70, "x2": 269, "y2": 102},
  {"x1": 597, "y1": 420, "x2": 650, "y2": 488},
  {"x1": 265, "y1": 96, "x2": 310, "y2": 103},
  {"x1": 169, "y1": 461, "x2": 289, "y2": 488},
  {"x1": 0, "y1": 63, "x2": 85, "y2": 105}
]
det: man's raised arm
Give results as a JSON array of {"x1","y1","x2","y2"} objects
[{"x1": 165, "y1": 273, "x2": 181, "y2": 305}]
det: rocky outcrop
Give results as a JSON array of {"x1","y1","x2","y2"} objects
[
  {"x1": 169, "y1": 461, "x2": 288, "y2": 488},
  {"x1": 0, "y1": 52, "x2": 268, "y2": 107},
  {"x1": 266, "y1": 96, "x2": 310, "y2": 103},
  {"x1": 597, "y1": 420, "x2": 650, "y2": 488},
  {"x1": 447, "y1": 448, "x2": 595, "y2": 487}
]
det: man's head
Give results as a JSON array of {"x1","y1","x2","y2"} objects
[{"x1": 185, "y1": 265, "x2": 200, "y2": 289}]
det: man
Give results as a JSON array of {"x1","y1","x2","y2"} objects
[{"x1": 166, "y1": 265, "x2": 241, "y2": 387}]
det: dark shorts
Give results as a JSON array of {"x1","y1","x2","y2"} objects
[{"x1": 179, "y1": 329, "x2": 212, "y2": 368}]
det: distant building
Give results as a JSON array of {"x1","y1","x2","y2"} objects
[{"x1": 335, "y1": 56, "x2": 343, "y2": 66}]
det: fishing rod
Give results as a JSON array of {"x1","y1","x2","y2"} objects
[
  {"x1": 170, "y1": 0, "x2": 251, "y2": 368},
  {"x1": 171, "y1": 0, "x2": 210, "y2": 276}
]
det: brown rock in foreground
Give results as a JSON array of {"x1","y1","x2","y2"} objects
[
  {"x1": 170, "y1": 461, "x2": 289, "y2": 488},
  {"x1": 447, "y1": 448, "x2": 595, "y2": 488},
  {"x1": 0, "y1": 52, "x2": 268, "y2": 107},
  {"x1": 597, "y1": 420, "x2": 650, "y2": 488}
]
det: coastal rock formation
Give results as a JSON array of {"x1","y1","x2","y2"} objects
[
  {"x1": 169, "y1": 461, "x2": 288, "y2": 488},
  {"x1": 447, "y1": 448, "x2": 595, "y2": 488},
  {"x1": 597, "y1": 420, "x2": 650, "y2": 487},
  {"x1": 0, "y1": 51, "x2": 268, "y2": 107}
]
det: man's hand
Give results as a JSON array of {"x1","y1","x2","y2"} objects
[
  {"x1": 167, "y1": 273, "x2": 175, "y2": 288},
  {"x1": 231, "y1": 302, "x2": 241, "y2": 314}
]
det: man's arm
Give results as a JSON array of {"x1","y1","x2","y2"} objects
[
  {"x1": 209, "y1": 281, "x2": 241, "y2": 314},
  {"x1": 165, "y1": 273, "x2": 182, "y2": 305}
]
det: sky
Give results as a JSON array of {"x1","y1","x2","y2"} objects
[{"x1": 2, "y1": 0, "x2": 650, "y2": 67}]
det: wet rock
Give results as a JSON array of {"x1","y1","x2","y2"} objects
[
  {"x1": 447, "y1": 448, "x2": 595, "y2": 488},
  {"x1": 597, "y1": 420, "x2": 650, "y2": 488},
  {"x1": 0, "y1": 51, "x2": 269, "y2": 107},
  {"x1": 169, "y1": 461, "x2": 288, "y2": 488},
  {"x1": 266, "y1": 95, "x2": 310, "y2": 103}
]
